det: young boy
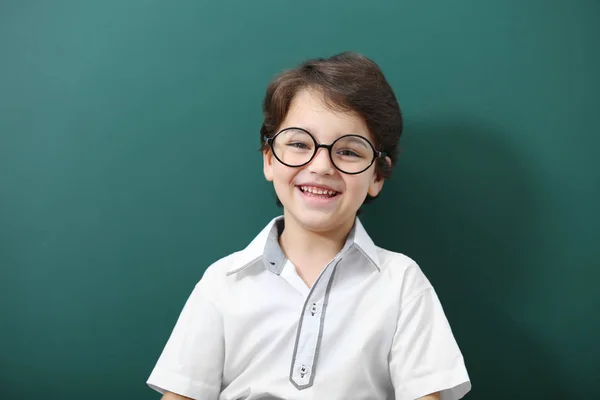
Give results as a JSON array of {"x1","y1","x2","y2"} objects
[{"x1": 147, "y1": 52, "x2": 471, "y2": 400}]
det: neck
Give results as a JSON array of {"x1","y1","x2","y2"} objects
[{"x1": 278, "y1": 212, "x2": 355, "y2": 278}]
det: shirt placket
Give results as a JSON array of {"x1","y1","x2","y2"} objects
[{"x1": 289, "y1": 257, "x2": 342, "y2": 389}]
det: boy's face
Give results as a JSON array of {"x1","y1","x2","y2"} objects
[{"x1": 263, "y1": 88, "x2": 390, "y2": 234}]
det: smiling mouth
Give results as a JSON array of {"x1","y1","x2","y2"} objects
[{"x1": 297, "y1": 185, "x2": 340, "y2": 198}]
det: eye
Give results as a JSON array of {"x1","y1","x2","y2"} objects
[
  {"x1": 337, "y1": 149, "x2": 362, "y2": 157},
  {"x1": 288, "y1": 142, "x2": 311, "y2": 149}
]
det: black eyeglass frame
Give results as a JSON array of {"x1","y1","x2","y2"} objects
[{"x1": 263, "y1": 127, "x2": 387, "y2": 175}]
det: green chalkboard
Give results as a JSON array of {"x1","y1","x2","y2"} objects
[{"x1": 1, "y1": 1, "x2": 598, "y2": 399}]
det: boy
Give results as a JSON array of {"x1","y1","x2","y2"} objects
[{"x1": 147, "y1": 52, "x2": 471, "y2": 400}]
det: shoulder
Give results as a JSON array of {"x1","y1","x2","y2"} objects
[
  {"x1": 190, "y1": 216, "x2": 281, "y2": 301},
  {"x1": 192, "y1": 249, "x2": 248, "y2": 301},
  {"x1": 204, "y1": 249, "x2": 248, "y2": 276},
  {"x1": 374, "y1": 246, "x2": 435, "y2": 307}
]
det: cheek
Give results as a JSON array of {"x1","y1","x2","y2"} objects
[
  {"x1": 272, "y1": 164, "x2": 298, "y2": 186},
  {"x1": 344, "y1": 176, "x2": 372, "y2": 197}
]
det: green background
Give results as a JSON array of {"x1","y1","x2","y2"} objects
[{"x1": 1, "y1": 0, "x2": 598, "y2": 399}]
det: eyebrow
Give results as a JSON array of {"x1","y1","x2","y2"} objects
[
  {"x1": 281, "y1": 127, "x2": 372, "y2": 144},
  {"x1": 340, "y1": 136, "x2": 370, "y2": 148}
]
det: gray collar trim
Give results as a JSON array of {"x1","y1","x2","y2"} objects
[
  {"x1": 262, "y1": 217, "x2": 287, "y2": 274},
  {"x1": 226, "y1": 216, "x2": 377, "y2": 277}
]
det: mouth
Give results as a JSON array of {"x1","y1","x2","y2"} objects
[{"x1": 296, "y1": 185, "x2": 341, "y2": 198}]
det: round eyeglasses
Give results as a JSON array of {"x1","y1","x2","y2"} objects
[{"x1": 264, "y1": 127, "x2": 386, "y2": 175}]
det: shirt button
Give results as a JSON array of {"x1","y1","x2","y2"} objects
[
  {"x1": 299, "y1": 364, "x2": 311, "y2": 378},
  {"x1": 310, "y1": 303, "x2": 318, "y2": 316}
]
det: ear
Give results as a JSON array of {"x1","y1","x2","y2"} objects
[
  {"x1": 367, "y1": 178, "x2": 384, "y2": 197},
  {"x1": 367, "y1": 156, "x2": 391, "y2": 197},
  {"x1": 263, "y1": 149, "x2": 274, "y2": 182}
]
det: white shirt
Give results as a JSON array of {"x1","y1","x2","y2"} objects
[{"x1": 147, "y1": 216, "x2": 471, "y2": 400}]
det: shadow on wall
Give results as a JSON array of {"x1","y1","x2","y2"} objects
[{"x1": 363, "y1": 117, "x2": 568, "y2": 399}]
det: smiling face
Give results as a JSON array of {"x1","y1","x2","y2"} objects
[{"x1": 263, "y1": 87, "x2": 389, "y2": 235}]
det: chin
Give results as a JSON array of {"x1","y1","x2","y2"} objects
[
  {"x1": 286, "y1": 207, "x2": 353, "y2": 233},
  {"x1": 297, "y1": 214, "x2": 336, "y2": 231}
]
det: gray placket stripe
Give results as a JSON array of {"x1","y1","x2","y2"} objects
[
  {"x1": 288, "y1": 252, "x2": 346, "y2": 390},
  {"x1": 308, "y1": 258, "x2": 340, "y2": 386},
  {"x1": 288, "y1": 264, "x2": 327, "y2": 388}
]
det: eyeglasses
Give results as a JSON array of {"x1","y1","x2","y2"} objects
[{"x1": 264, "y1": 127, "x2": 386, "y2": 175}]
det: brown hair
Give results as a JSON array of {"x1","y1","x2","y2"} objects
[{"x1": 260, "y1": 51, "x2": 403, "y2": 205}]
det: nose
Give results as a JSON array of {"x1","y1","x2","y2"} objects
[{"x1": 307, "y1": 146, "x2": 335, "y2": 175}]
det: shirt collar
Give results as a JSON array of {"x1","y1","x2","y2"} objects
[{"x1": 226, "y1": 215, "x2": 380, "y2": 276}]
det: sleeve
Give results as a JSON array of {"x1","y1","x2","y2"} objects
[
  {"x1": 146, "y1": 281, "x2": 224, "y2": 400},
  {"x1": 389, "y1": 287, "x2": 471, "y2": 400}
]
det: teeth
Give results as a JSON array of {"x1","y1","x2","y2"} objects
[{"x1": 300, "y1": 186, "x2": 337, "y2": 196}]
